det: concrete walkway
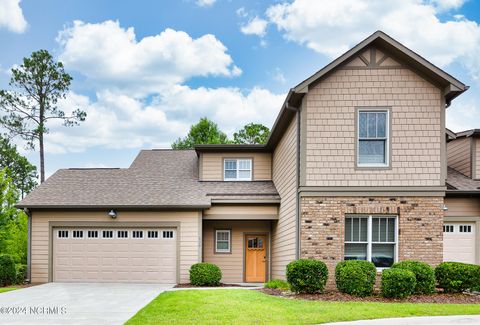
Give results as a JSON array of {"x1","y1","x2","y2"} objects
[
  {"x1": 0, "y1": 282, "x2": 172, "y2": 324},
  {"x1": 328, "y1": 315, "x2": 480, "y2": 325}
]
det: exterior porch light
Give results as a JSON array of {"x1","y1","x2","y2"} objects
[
  {"x1": 108, "y1": 209, "x2": 117, "y2": 219},
  {"x1": 442, "y1": 204, "x2": 448, "y2": 211}
]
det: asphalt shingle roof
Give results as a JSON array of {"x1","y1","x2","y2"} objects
[
  {"x1": 17, "y1": 150, "x2": 279, "y2": 209},
  {"x1": 446, "y1": 167, "x2": 480, "y2": 192}
]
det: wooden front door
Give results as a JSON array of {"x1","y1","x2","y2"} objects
[{"x1": 245, "y1": 235, "x2": 267, "y2": 282}]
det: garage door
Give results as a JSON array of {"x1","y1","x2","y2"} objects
[
  {"x1": 443, "y1": 223, "x2": 476, "y2": 264},
  {"x1": 53, "y1": 228, "x2": 177, "y2": 283}
]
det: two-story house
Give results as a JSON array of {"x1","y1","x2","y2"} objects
[{"x1": 18, "y1": 31, "x2": 478, "y2": 285}]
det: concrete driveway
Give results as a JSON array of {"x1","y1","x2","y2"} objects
[{"x1": 0, "y1": 282, "x2": 172, "y2": 324}]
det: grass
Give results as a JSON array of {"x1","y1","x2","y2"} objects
[
  {"x1": 127, "y1": 289, "x2": 480, "y2": 324},
  {"x1": 0, "y1": 287, "x2": 18, "y2": 293}
]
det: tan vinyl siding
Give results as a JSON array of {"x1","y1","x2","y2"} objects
[
  {"x1": 30, "y1": 210, "x2": 201, "y2": 284},
  {"x1": 475, "y1": 138, "x2": 480, "y2": 179},
  {"x1": 271, "y1": 115, "x2": 297, "y2": 279},
  {"x1": 204, "y1": 205, "x2": 278, "y2": 219},
  {"x1": 447, "y1": 137, "x2": 472, "y2": 177},
  {"x1": 445, "y1": 197, "x2": 480, "y2": 217},
  {"x1": 305, "y1": 60, "x2": 443, "y2": 187},
  {"x1": 202, "y1": 220, "x2": 271, "y2": 282},
  {"x1": 200, "y1": 152, "x2": 272, "y2": 181}
]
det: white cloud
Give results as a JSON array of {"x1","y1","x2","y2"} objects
[
  {"x1": 272, "y1": 67, "x2": 286, "y2": 84},
  {"x1": 430, "y1": 0, "x2": 465, "y2": 11},
  {"x1": 44, "y1": 87, "x2": 284, "y2": 153},
  {"x1": 446, "y1": 99, "x2": 480, "y2": 132},
  {"x1": 57, "y1": 20, "x2": 241, "y2": 94},
  {"x1": 0, "y1": 0, "x2": 27, "y2": 33},
  {"x1": 196, "y1": 0, "x2": 216, "y2": 7},
  {"x1": 236, "y1": 7, "x2": 248, "y2": 18},
  {"x1": 240, "y1": 16, "x2": 268, "y2": 37},
  {"x1": 266, "y1": 0, "x2": 480, "y2": 80}
]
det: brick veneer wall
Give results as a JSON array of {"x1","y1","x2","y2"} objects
[{"x1": 300, "y1": 196, "x2": 444, "y2": 287}]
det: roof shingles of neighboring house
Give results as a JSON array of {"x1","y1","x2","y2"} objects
[
  {"x1": 446, "y1": 167, "x2": 480, "y2": 192},
  {"x1": 17, "y1": 150, "x2": 280, "y2": 209}
]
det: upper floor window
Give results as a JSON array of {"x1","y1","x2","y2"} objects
[
  {"x1": 224, "y1": 159, "x2": 252, "y2": 181},
  {"x1": 358, "y1": 109, "x2": 389, "y2": 167}
]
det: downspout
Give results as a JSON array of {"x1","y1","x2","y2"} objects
[
  {"x1": 295, "y1": 108, "x2": 301, "y2": 260},
  {"x1": 24, "y1": 208, "x2": 32, "y2": 283}
]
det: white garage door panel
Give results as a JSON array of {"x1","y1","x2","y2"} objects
[
  {"x1": 443, "y1": 223, "x2": 476, "y2": 264},
  {"x1": 53, "y1": 228, "x2": 176, "y2": 284}
]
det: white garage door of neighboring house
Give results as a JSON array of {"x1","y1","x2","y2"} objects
[
  {"x1": 443, "y1": 223, "x2": 476, "y2": 264},
  {"x1": 53, "y1": 228, "x2": 177, "y2": 284}
]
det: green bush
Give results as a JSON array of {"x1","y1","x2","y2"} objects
[
  {"x1": 381, "y1": 268, "x2": 416, "y2": 299},
  {"x1": 0, "y1": 255, "x2": 17, "y2": 287},
  {"x1": 335, "y1": 260, "x2": 376, "y2": 297},
  {"x1": 189, "y1": 263, "x2": 222, "y2": 286},
  {"x1": 286, "y1": 259, "x2": 328, "y2": 294},
  {"x1": 392, "y1": 261, "x2": 435, "y2": 295},
  {"x1": 435, "y1": 262, "x2": 480, "y2": 293},
  {"x1": 264, "y1": 279, "x2": 290, "y2": 290},
  {"x1": 15, "y1": 264, "x2": 27, "y2": 285}
]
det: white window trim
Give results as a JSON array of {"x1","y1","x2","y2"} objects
[
  {"x1": 87, "y1": 230, "x2": 99, "y2": 239},
  {"x1": 147, "y1": 230, "x2": 159, "y2": 239},
  {"x1": 357, "y1": 108, "x2": 390, "y2": 168},
  {"x1": 132, "y1": 230, "x2": 144, "y2": 239},
  {"x1": 224, "y1": 159, "x2": 252, "y2": 181},
  {"x1": 57, "y1": 230, "x2": 69, "y2": 239},
  {"x1": 215, "y1": 229, "x2": 231, "y2": 253},
  {"x1": 102, "y1": 230, "x2": 114, "y2": 239},
  {"x1": 117, "y1": 230, "x2": 129, "y2": 239},
  {"x1": 162, "y1": 230, "x2": 174, "y2": 239},
  {"x1": 345, "y1": 215, "x2": 398, "y2": 270},
  {"x1": 72, "y1": 230, "x2": 84, "y2": 239}
]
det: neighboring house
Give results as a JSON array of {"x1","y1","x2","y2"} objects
[
  {"x1": 17, "y1": 31, "x2": 478, "y2": 286},
  {"x1": 444, "y1": 129, "x2": 480, "y2": 264}
]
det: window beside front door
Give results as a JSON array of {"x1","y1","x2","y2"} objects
[
  {"x1": 357, "y1": 109, "x2": 389, "y2": 167},
  {"x1": 215, "y1": 230, "x2": 231, "y2": 253},
  {"x1": 224, "y1": 159, "x2": 252, "y2": 181},
  {"x1": 344, "y1": 215, "x2": 397, "y2": 268}
]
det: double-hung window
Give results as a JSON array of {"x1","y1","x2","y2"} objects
[
  {"x1": 345, "y1": 215, "x2": 397, "y2": 268},
  {"x1": 215, "y1": 230, "x2": 231, "y2": 253},
  {"x1": 224, "y1": 159, "x2": 252, "y2": 181},
  {"x1": 358, "y1": 109, "x2": 389, "y2": 167}
]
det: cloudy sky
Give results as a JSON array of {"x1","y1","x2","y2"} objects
[{"x1": 1, "y1": 0, "x2": 480, "y2": 178}]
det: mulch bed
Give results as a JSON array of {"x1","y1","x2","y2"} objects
[
  {"x1": 174, "y1": 283, "x2": 244, "y2": 288},
  {"x1": 259, "y1": 288, "x2": 480, "y2": 304}
]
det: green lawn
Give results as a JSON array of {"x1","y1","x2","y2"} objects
[
  {"x1": 0, "y1": 287, "x2": 18, "y2": 293},
  {"x1": 127, "y1": 289, "x2": 480, "y2": 324}
]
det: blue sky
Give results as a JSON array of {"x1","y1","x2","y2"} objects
[{"x1": 1, "y1": 0, "x2": 480, "y2": 178}]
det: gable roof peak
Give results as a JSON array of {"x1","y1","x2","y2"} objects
[{"x1": 293, "y1": 30, "x2": 467, "y2": 105}]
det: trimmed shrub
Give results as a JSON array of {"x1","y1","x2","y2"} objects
[
  {"x1": 0, "y1": 255, "x2": 17, "y2": 287},
  {"x1": 435, "y1": 262, "x2": 480, "y2": 293},
  {"x1": 286, "y1": 259, "x2": 328, "y2": 294},
  {"x1": 264, "y1": 279, "x2": 290, "y2": 290},
  {"x1": 381, "y1": 268, "x2": 416, "y2": 299},
  {"x1": 392, "y1": 261, "x2": 435, "y2": 295},
  {"x1": 189, "y1": 263, "x2": 222, "y2": 286},
  {"x1": 335, "y1": 260, "x2": 376, "y2": 297},
  {"x1": 15, "y1": 264, "x2": 27, "y2": 285}
]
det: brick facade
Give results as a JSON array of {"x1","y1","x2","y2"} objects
[{"x1": 300, "y1": 196, "x2": 444, "y2": 286}]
